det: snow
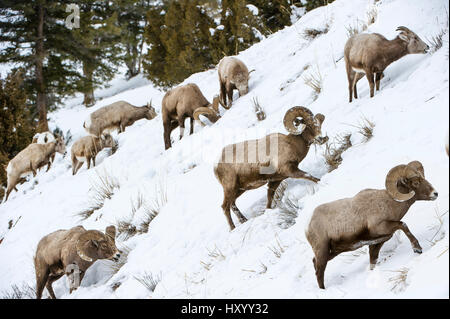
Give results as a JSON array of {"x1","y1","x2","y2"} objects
[{"x1": 0, "y1": 0, "x2": 448, "y2": 299}]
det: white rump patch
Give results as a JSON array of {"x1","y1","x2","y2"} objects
[
  {"x1": 84, "y1": 116, "x2": 92, "y2": 129},
  {"x1": 76, "y1": 157, "x2": 87, "y2": 163},
  {"x1": 352, "y1": 67, "x2": 366, "y2": 74}
]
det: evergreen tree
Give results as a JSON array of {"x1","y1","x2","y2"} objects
[
  {"x1": 73, "y1": 1, "x2": 122, "y2": 106},
  {"x1": 0, "y1": 70, "x2": 36, "y2": 198},
  {"x1": 115, "y1": 0, "x2": 152, "y2": 79},
  {"x1": 248, "y1": 0, "x2": 301, "y2": 34},
  {"x1": 302, "y1": 0, "x2": 335, "y2": 12},
  {"x1": 0, "y1": 0, "x2": 97, "y2": 131},
  {"x1": 144, "y1": 0, "x2": 215, "y2": 87}
]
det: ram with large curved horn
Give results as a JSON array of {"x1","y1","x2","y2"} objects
[
  {"x1": 34, "y1": 226, "x2": 121, "y2": 299},
  {"x1": 307, "y1": 161, "x2": 439, "y2": 289},
  {"x1": 193, "y1": 96, "x2": 222, "y2": 127},
  {"x1": 214, "y1": 106, "x2": 328, "y2": 231}
]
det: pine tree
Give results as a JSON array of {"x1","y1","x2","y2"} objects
[
  {"x1": 0, "y1": 0, "x2": 98, "y2": 131},
  {"x1": 73, "y1": 1, "x2": 122, "y2": 107},
  {"x1": 248, "y1": 0, "x2": 300, "y2": 34},
  {"x1": 144, "y1": 0, "x2": 215, "y2": 87},
  {"x1": 115, "y1": 0, "x2": 152, "y2": 79},
  {"x1": 302, "y1": 0, "x2": 335, "y2": 12},
  {"x1": 0, "y1": 70, "x2": 36, "y2": 198}
]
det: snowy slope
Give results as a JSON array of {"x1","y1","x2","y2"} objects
[{"x1": 0, "y1": 0, "x2": 448, "y2": 299}]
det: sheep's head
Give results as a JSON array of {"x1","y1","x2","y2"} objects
[
  {"x1": 145, "y1": 101, "x2": 158, "y2": 120},
  {"x1": 76, "y1": 226, "x2": 121, "y2": 263},
  {"x1": 101, "y1": 134, "x2": 116, "y2": 149},
  {"x1": 283, "y1": 106, "x2": 329, "y2": 145},
  {"x1": 234, "y1": 73, "x2": 249, "y2": 97},
  {"x1": 193, "y1": 96, "x2": 221, "y2": 127},
  {"x1": 397, "y1": 26, "x2": 429, "y2": 54},
  {"x1": 54, "y1": 135, "x2": 66, "y2": 155},
  {"x1": 385, "y1": 161, "x2": 438, "y2": 202}
]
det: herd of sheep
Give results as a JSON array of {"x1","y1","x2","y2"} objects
[{"x1": 1, "y1": 26, "x2": 448, "y2": 298}]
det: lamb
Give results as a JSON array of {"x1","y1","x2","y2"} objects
[
  {"x1": 34, "y1": 225, "x2": 121, "y2": 299},
  {"x1": 215, "y1": 106, "x2": 328, "y2": 230},
  {"x1": 218, "y1": 57, "x2": 250, "y2": 109},
  {"x1": 32, "y1": 131, "x2": 57, "y2": 170},
  {"x1": 84, "y1": 101, "x2": 157, "y2": 137},
  {"x1": 306, "y1": 161, "x2": 438, "y2": 289},
  {"x1": 71, "y1": 134, "x2": 117, "y2": 175},
  {"x1": 345, "y1": 26, "x2": 429, "y2": 103},
  {"x1": 3, "y1": 136, "x2": 66, "y2": 203},
  {"x1": 162, "y1": 83, "x2": 220, "y2": 150}
]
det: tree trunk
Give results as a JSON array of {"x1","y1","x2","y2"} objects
[
  {"x1": 82, "y1": 62, "x2": 95, "y2": 107},
  {"x1": 126, "y1": 43, "x2": 139, "y2": 79},
  {"x1": 36, "y1": 5, "x2": 48, "y2": 133}
]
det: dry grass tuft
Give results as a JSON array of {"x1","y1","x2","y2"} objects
[
  {"x1": 252, "y1": 97, "x2": 266, "y2": 121},
  {"x1": 346, "y1": 20, "x2": 368, "y2": 38},
  {"x1": 1, "y1": 283, "x2": 36, "y2": 299},
  {"x1": 134, "y1": 272, "x2": 162, "y2": 293},
  {"x1": 302, "y1": 25, "x2": 329, "y2": 40},
  {"x1": 428, "y1": 10, "x2": 449, "y2": 53},
  {"x1": 389, "y1": 267, "x2": 409, "y2": 293},
  {"x1": 78, "y1": 169, "x2": 121, "y2": 220},
  {"x1": 358, "y1": 117, "x2": 375, "y2": 142},
  {"x1": 117, "y1": 218, "x2": 138, "y2": 240},
  {"x1": 367, "y1": 6, "x2": 378, "y2": 26},
  {"x1": 323, "y1": 134, "x2": 353, "y2": 172},
  {"x1": 303, "y1": 64, "x2": 323, "y2": 99}
]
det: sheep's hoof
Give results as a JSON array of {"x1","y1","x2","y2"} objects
[
  {"x1": 413, "y1": 247, "x2": 423, "y2": 254},
  {"x1": 370, "y1": 263, "x2": 376, "y2": 271}
]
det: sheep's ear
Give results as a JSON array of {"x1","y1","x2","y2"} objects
[
  {"x1": 398, "y1": 32, "x2": 409, "y2": 42},
  {"x1": 106, "y1": 226, "x2": 117, "y2": 240}
]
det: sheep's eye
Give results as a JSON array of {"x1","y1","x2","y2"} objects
[{"x1": 412, "y1": 181, "x2": 420, "y2": 188}]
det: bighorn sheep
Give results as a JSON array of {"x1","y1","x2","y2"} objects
[
  {"x1": 215, "y1": 106, "x2": 328, "y2": 230},
  {"x1": 71, "y1": 134, "x2": 117, "y2": 176},
  {"x1": 162, "y1": 83, "x2": 220, "y2": 150},
  {"x1": 218, "y1": 57, "x2": 251, "y2": 109},
  {"x1": 84, "y1": 101, "x2": 157, "y2": 137},
  {"x1": 32, "y1": 131, "x2": 57, "y2": 170},
  {"x1": 345, "y1": 26, "x2": 429, "y2": 102},
  {"x1": 34, "y1": 226, "x2": 121, "y2": 299},
  {"x1": 3, "y1": 136, "x2": 66, "y2": 203},
  {"x1": 306, "y1": 161, "x2": 438, "y2": 289}
]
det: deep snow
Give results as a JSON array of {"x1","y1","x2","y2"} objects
[{"x1": 0, "y1": 0, "x2": 449, "y2": 299}]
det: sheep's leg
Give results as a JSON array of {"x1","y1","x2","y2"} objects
[
  {"x1": 286, "y1": 166, "x2": 320, "y2": 183},
  {"x1": 222, "y1": 189, "x2": 237, "y2": 231},
  {"x1": 86, "y1": 157, "x2": 91, "y2": 170},
  {"x1": 267, "y1": 181, "x2": 282, "y2": 209},
  {"x1": 373, "y1": 221, "x2": 422, "y2": 254},
  {"x1": 35, "y1": 263, "x2": 50, "y2": 299},
  {"x1": 369, "y1": 240, "x2": 389, "y2": 270},
  {"x1": 190, "y1": 117, "x2": 194, "y2": 135},
  {"x1": 230, "y1": 189, "x2": 248, "y2": 223},
  {"x1": 225, "y1": 82, "x2": 234, "y2": 109},
  {"x1": 163, "y1": 121, "x2": 173, "y2": 150},
  {"x1": 347, "y1": 69, "x2": 356, "y2": 103},
  {"x1": 46, "y1": 161, "x2": 51, "y2": 172},
  {"x1": 366, "y1": 71, "x2": 375, "y2": 98},
  {"x1": 354, "y1": 73, "x2": 364, "y2": 99},
  {"x1": 92, "y1": 156, "x2": 96, "y2": 167},
  {"x1": 375, "y1": 72, "x2": 383, "y2": 91},
  {"x1": 178, "y1": 115, "x2": 188, "y2": 141},
  {"x1": 220, "y1": 81, "x2": 227, "y2": 107},
  {"x1": 314, "y1": 243, "x2": 330, "y2": 290},
  {"x1": 72, "y1": 157, "x2": 79, "y2": 176},
  {"x1": 46, "y1": 274, "x2": 63, "y2": 299},
  {"x1": 4, "y1": 176, "x2": 19, "y2": 202}
]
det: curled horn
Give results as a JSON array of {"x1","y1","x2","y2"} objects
[
  {"x1": 385, "y1": 164, "x2": 418, "y2": 202},
  {"x1": 283, "y1": 106, "x2": 314, "y2": 135},
  {"x1": 76, "y1": 230, "x2": 105, "y2": 262},
  {"x1": 194, "y1": 107, "x2": 221, "y2": 127}
]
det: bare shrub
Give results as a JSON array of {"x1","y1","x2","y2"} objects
[
  {"x1": 134, "y1": 272, "x2": 162, "y2": 293},
  {"x1": 78, "y1": 168, "x2": 121, "y2": 220},
  {"x1": 428, "y1": 10, "x2": 449, "y2": 53},
  {"x1": 303, "y1": 64, "x2": 323, "y2": 99},
  {"x1": 323, "y1": 134, "x2": 353, "y2": 172},
  {"x1": 346, "y1": 20, "x2": 368, "y2": 38},
  {"x1": 1, "y1": 283, "x2": 36, "y2": 299},
  {"x1": 357, "y1": 117, "x2": 375, "y2": 142},
  {"x1": 389, "y1": 267, "x2": 409, "y2": 293},
  {"x1": 252, "y1": 97, "x2": 266, "y2": 121},
  {"x1": 367, "y1": 6, "x2": 378, "y2": 26},
  {"x1": 302, "y1": 26, "x2": 329, "y2": 40}
]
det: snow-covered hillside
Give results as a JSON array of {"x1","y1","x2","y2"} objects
[{"x1": 0, "y1": 0, "x2": 448, "y2": 299}]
